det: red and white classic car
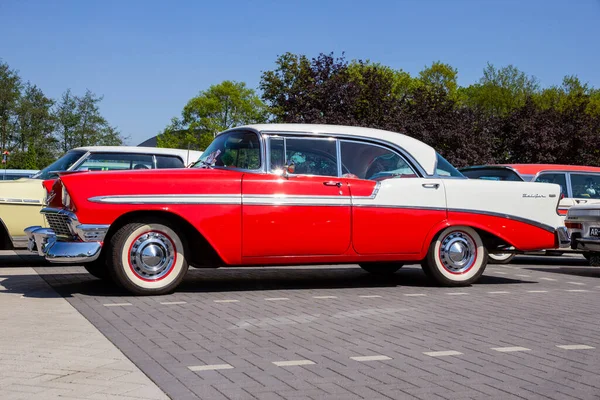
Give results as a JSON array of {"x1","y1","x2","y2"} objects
[{"x1": 26, "y1": 124, "x2": 569, "y2": 295}]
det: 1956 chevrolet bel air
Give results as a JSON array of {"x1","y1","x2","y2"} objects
[{"x1": 26, "y1": 124, "x2": 570, "y2": 295}]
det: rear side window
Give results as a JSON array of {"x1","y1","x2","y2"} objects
[
  {"x1": 534, "y1": 173, "x2": 567, "y2": 196},
  {"x1": 156, "y1": 155, "x2": 184, "y2": 169},
  {"x1": 570, "y1": 174, "x2": 600, "y2": 199},
  {"x1": 340, "y1": 140, "x2": 415, "y2": 180},
  {"x1": 77, "y1": 153, "x2": 154, "y2": 171}
]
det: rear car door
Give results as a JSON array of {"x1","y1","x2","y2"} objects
[
  {"x1": 339, "y1": 140, "x2": 447, "y2": 255},
  {"x1": 241, "y1": 136, "x2": 351, "y2": 257}
]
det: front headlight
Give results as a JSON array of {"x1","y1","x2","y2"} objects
[{"x1": 62, "y1": 185, "x2": 72, "y2": 210}]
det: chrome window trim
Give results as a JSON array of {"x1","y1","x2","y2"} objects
[
  {"x1": 336, "y1": 140, "x2": 342, "y2": 177},
  {"x1": 338, "y1": 139, "x2": 416, "y2": 178},
  {"x1": 253, "y1": 129, "x2": 428, "y2": 178}
]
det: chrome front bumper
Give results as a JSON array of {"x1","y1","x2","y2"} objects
[
  {"x1": 25, "y1": 226, "x2": 103, "y2": 263},
  {"x1": 25, "y1": 208, "x2": 109, "y2": 263}
]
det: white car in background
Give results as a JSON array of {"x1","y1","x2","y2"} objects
[
  {"x1": 0, "y1": 146, "x2": 202, "y2": 249},
  {"x1": 565, "y1": 204, "x2": 600, "y2": 266}
]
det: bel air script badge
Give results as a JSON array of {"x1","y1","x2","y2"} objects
[{"x1": 522, "y1": 194, "x2": 547, "y2": 199}]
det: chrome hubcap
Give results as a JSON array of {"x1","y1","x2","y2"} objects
[
  {"x1": 130, "y1": 232, "x2": 175, "y2": 280},
  {"x1": 439, "y1": 232, "x2": 476, "y2": 274}
]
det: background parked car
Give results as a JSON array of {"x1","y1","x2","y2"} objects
[
  {"x1": 565, "y1": 204, "x2": 600, "y2": 266},
  {"x1": 460, "y1": 163, "x2": 600, "y2": 264},
  {"x1": 0, "y1": 146, "x2": 202, "y2": 249},
  {"x1": 0, "y1": 169, "x2": 39, "y2": 180}
]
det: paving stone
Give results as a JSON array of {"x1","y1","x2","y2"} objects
[{"x1": 5, "y1": 257, "x2": 595, "y2": 400}]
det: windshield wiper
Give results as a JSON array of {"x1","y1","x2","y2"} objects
[{"x1": 194, "y1": 160, "x2": 214, "y2": 169}]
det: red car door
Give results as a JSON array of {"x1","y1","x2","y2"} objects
[{"x1": 241, "y1": 174, "x2": 351, "y2": 257}]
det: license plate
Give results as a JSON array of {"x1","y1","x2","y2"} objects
[{"x1": 590, "y1": 227, "x2": 600, "y2": 237}]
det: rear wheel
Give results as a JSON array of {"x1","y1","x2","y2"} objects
[
  {"x1": 359, "y1": 263, "x2": 403, "y2": 275},
  {"x1": 108, "y1": 219, "x2": 189, "y2": 295},
  {"x1": 421, "y1": 226, "x2": 487, "y2": 286},
  {"x1": 488, "y1": 252, "x2": 515, "y2": 264}
]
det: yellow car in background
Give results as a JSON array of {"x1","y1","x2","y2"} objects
[{"x1": 0, "y1": 146, "x2": 202, "y2": 249}]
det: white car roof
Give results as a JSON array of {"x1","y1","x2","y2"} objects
[
  {"x1": 235, "y1": 124, "x2": 438, "y2": 175},
  {"x1": 71, "y1": 146, "x2": 203, "y2": 165}
]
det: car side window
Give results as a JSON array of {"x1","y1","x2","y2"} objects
[
  {"x1": 534, "y1": 173, "x2": 568, "y2": 196},
  {"x1": 570, "y1": 174, "x2": 600, "y2": 199},
  {"x1": 340, "y1": 140, "x2": 415, "y2": 181},
  {"x1": 77, "y1": 153, "x2": 154, "y2": 171},
  {"x1": 155, "y1": 155, "x2": 185, "y2": 169},
  {"x1": 269, "y1": 137, "x2": 338, "y2": 177}
]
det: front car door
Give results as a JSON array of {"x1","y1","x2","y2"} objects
[
  {"x1": 241, "y1": 136, "x2": 351, "y2": 257},
  {"x1": 339, "y1": 139, "x2": 447, "y2": 254}
]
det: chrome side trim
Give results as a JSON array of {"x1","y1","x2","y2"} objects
[
  {"x1": 447, "y1": 208, "x2": 555, "y2": 233},
  {"x1": 89, "y1": 190, "x2": 382, "y2": 205},
  {"x1": 353, "y1": 204, "x2": 446, "y2": 211},
  {"x1": 0, "y1": 197, "x2": 42, "y2": 205},
  {"x1": 89, "y1": 194, "x2": 242, "y2": 205}
]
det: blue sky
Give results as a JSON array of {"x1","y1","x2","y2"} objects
[{"x1": 1, "y1": 0, "x2": 599, "y2": 145}]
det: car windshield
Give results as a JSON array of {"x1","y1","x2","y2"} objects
[
  {"x1": 32, "y1": 150, "x2": 86, "y2": 180},
  {"x1": 192, "y1": 131, "x2": 260, "y2": 170},
  {"x1": 435, "y1": 153, "x2": 465, "y2": 178}
]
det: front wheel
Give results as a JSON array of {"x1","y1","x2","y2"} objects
[
  {"x1": 421, "y1": 226, "x2": 487, "y2": 286},
  {"x1": 108, "y1": 220, "x2": 189, "y2": 295},
  {"x1": 359, "y1": 263, "x2": 403, "y2": 275}
]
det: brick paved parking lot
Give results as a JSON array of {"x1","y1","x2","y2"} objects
[{"x1": 2, "y1": 254, "x2": 600, "y2": 400}]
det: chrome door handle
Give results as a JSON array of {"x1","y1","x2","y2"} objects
[
  {"x1": 324, "y1": 181, "x2": 342, "y2": 187},
  {"x1": 422, "y1": 183, "x2": 440, "y2": 189},
  {"x1": 576, "y1": 199, "x2": 587, "y2": 204}
]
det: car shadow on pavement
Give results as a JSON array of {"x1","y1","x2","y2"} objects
[
  {"x1": 10, "y1": 265, "x2": 537, "y2": 298},
  {"x1": 511, "y1": 255, "x2": 589, "y2": 267},
  {"x1": 521, "y1": 266, "x2": 600, "y2": 279}
]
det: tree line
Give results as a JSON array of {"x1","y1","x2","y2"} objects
[
  {"x1": 0, "y1": 60, "x2": 125, "y2": 169},
  {"x1": 160, "y1": 52, "x2": 600, "y2": 167}
]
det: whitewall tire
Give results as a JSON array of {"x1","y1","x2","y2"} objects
[
  {"x1": 421, "y1": 226, "x2": 487, "y2": 286},
  {"x1": 488, "y1": 252, "x2": 515, "y2": 264},
  {"x1": 109, "y1": 220, "x2": 189, "y2": 295}
]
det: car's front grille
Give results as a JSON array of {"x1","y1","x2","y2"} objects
[{"x1": 44, "y1": 212, "x2": 73, "y2": 237}]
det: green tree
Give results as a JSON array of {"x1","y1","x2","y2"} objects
[
  {"x1": 13, "y1": 83, "x2": 57, "y2": 168},
  {"x1": 158, "y1": 81, "x2": 268, "y2": 150},
  {"x1": 461, "y1": 63, "x2": 540, "y2": 115},
  {"x1": 54, "y1": 89, "x2": 80, "y2": 152},
  {"x1": 0, "y1": 60, "x2": 22, "y2": 152},
  {"x1": 418, "y1": 61, "x2": 459, "y2": 99}
]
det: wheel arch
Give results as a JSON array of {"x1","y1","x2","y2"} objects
[
  {"x1": 103, "y1": 210, "x2": 225, "y2": 268},
  {"x1": 0, "y1": 218, "x2": 14, "y2": 250},
  {"x1": 421, "y1": 219, "x2": 513, "y2": 259}
]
